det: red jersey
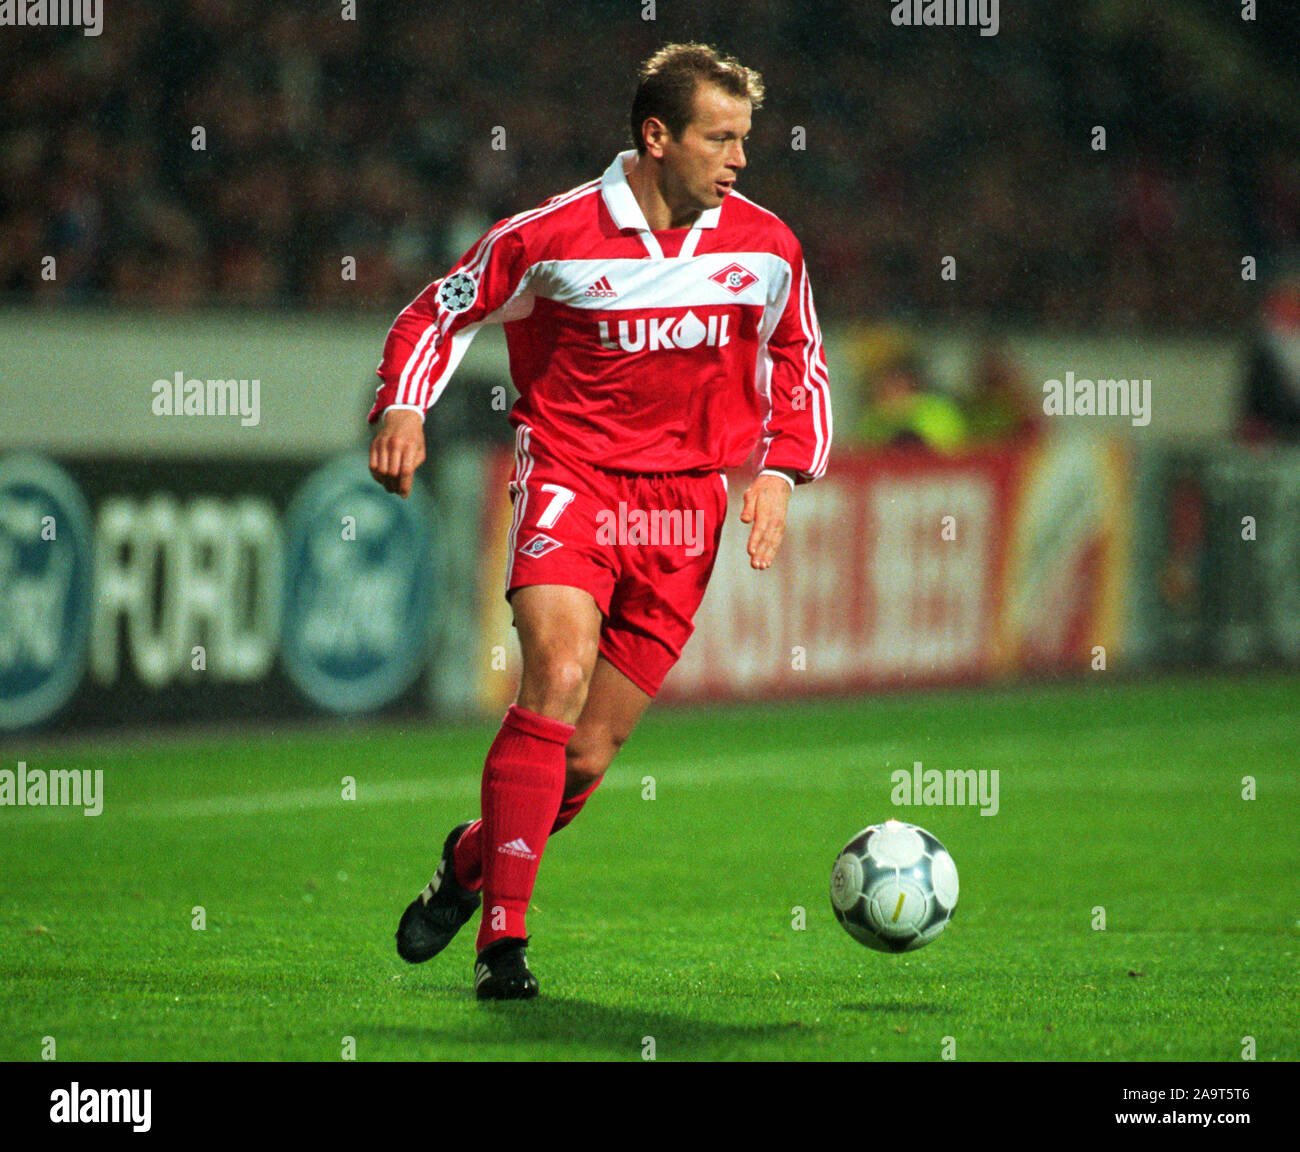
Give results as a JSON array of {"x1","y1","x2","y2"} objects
[{"x1": 371, "y1": 150, "x2": 831, "y2": 480}]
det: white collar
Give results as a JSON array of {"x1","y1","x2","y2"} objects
[{"x1": 600, "y1": 150, "x2": 722, "y2": 233}]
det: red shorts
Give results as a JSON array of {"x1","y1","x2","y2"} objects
[{"x1": 504, "y1": 426, "x2": 727, "y2": 696}]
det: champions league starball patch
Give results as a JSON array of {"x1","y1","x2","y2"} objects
[{"x1": 437, "y1": 270, "x2": 478, "y2": 313}]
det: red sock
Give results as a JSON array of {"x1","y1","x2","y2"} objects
[
  {"x1": 551, "y1": 779, "x2": 601, "y2": 833},
  {"x1": 452, "y1": 820, "x2": 485, "y2": 892},
  {"x1": 454, "y1": 778, "x2": 602, "y2": 891},
  {"x1": 474, "y1": 704, "x2": 573, "y2": 951}
]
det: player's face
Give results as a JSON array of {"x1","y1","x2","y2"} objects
[{"x1": 661, "y1": 83, "x2": 751, "y2": 215}]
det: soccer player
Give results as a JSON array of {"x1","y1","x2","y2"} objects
[{"x1": 369, "y1": 43, "x2": 830, "y2": 999}]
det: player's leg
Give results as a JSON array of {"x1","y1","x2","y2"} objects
[
  {"x1": 469, "y1": 634, "x2": 652, "y2": 1000},
  {"x1": 451, "y1": 581, "x2": 604, "y2": 879},
  {"x1": 396, "y1": 427, "x2": 617, "y2": 980},
  {"x1": 471, "y1": 469, "x2": 726, "y2": 997},
  {"x1": 512, "y1": 583, "x2": 604, "y2": 724},
  {"x1": 452, "y1": 651, "x2": 650, "y2": 891},
  {"x1": 457, "y1": 647, "x2": 652, "y2": 865},
  {"x1": 395, "y1": 585, "x2": 601, "y2": 975},
  {"x1": 552, "y1": 654, "x2": 654, "y2": 831},
  {"x1": 466, "y1": 584, "x2": 608, "y2": 998},
  {"x1": 474, "y1": 583, "x2": 602, "y2": 937}
]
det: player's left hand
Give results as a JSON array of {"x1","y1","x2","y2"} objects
[{"x1": 739, "y1": 472, "x2": 793, "y2": 570}]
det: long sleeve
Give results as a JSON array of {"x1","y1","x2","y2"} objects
[
  {"x1": 369, "y1": 225, "x2": 532, "y2": 423},
  {"x1": 756, "y1": 245, "x2": 832, "y2": 480}
]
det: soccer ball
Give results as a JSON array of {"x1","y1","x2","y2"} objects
[{"x1": 830, "y1": 820, "x2": 958, "y2": 952}]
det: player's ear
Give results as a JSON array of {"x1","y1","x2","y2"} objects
[{"x1": 641, "y1": 116, "x2": 671, "y2": 159}]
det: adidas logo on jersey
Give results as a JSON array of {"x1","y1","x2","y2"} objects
[
  {"x1": 585, "y1": 276, "x2": 617, "y2": 298},
  {"x1": 497, "y1": 838, "x2": 537, "y2": 860},
  {"x1": 597, "y1": 309, "x2": 730, "y2": 352}
]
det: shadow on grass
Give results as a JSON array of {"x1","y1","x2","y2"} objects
[
  {"x1": 839, "y1": 1000, "x2": 946, "y2": 1015},
  {"x1": 358, "y1": 995, "x2": 812, "y2": 1060}
]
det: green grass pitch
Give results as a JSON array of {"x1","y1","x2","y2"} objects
[{"x1": 1, "y1": 671, "x2": 1296, "y2": 1062}]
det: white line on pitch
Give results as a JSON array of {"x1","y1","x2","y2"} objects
[{"x1": 2, "y1": 711, "x2": 1292, "y2": 825}]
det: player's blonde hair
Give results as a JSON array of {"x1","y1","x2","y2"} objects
[{"x1": 630, "y1": 43, "x2": 765, "y2": 154}]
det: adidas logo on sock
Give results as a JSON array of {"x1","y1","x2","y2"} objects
[
  {"x1": 584, "y1": 276, "x2": 617, "y2": 298},
  {"x1": 497, "y1": 837, "x2": 537, "y2": 860}
]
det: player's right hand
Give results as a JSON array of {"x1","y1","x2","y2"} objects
[{"x1": 369, "y1": 407, "x2": 426, "y2": 498}]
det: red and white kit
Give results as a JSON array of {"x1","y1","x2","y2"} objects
[{"x1": 372, "y1": 150, "x2": 831, "y2": 692}]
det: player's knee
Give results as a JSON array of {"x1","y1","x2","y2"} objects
[
  {"x1": 521, "y1": 653, "x2": 591, "y2": 720},
  {"x1": 565, "y1": 755, "x2": 605, "y2": 792},
  {"x1": 566, "y1": 728, "x2": 626, "y2": 786},
  {"x1": 565, "y1": 744, "x2": 604, "y2": 787},
  {"x1": 544, "y1": 655, "x2": 590, "y2": 703}
]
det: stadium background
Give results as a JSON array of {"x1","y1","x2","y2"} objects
[{"x1": 0, "y1": 0, "x2": 1297, "y2": 1070}]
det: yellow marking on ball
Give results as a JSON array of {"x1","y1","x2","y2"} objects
[{"x1": 891, "y1": 893, "x2": 906, "y2": 923}]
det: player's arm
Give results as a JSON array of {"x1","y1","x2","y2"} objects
[
  {"x1": 743, "y1": 243, "x2": 832, "y2": 567},
  {"x1": 368, "y1": 227, "x2": 530, "y2": 498}
]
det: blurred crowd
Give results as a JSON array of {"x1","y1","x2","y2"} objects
[
  {"x1": 848, "y1": 325, "x2": 1041, "y2": 453},
  {"x1": 2, "y1": 0, "x2": 1297, "y2": 332}
]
